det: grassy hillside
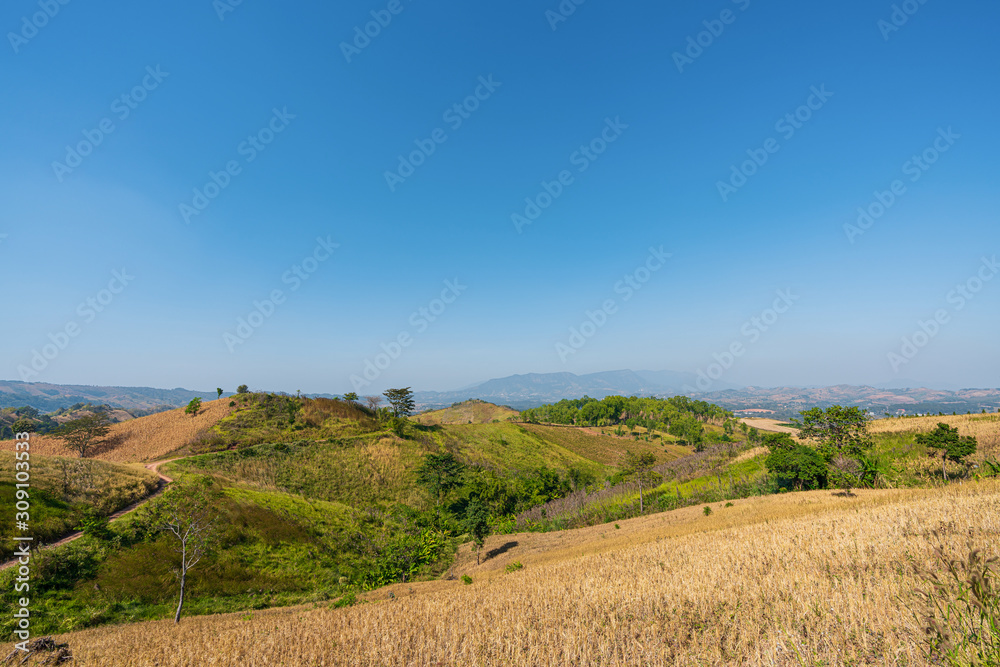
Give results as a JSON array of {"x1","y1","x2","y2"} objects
[
  {"x1": 0, "y1": 453, "x2": 159, "y2": 561},
  {"x1": 520, "y1": 423, "x2": 688, "y2": 466},
  {"x1": 0, "y1": 398, "x2": 235, "y2": 462},
  {"x1": 518, "y1": 409, "x2": 1000, "y2": 531},
  {"x1": 1, "y1": 394, "x2": 696, "y2": 636},
  {"x1": 413, "y1": 399, "x2": 518, "y2": 425},
  {"x1": 36, "y1": 479, "x2": 1000, "y2": 666}
]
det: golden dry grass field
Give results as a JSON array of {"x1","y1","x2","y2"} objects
[
  {"x1": 30, "y1": 479, "x2": 1000, "y2": 666},
  {"x1": 738, "y1": 417, "x2": 802, "y2": 436},
  {"x1": 870, "y1": 413, "x2": 1000, "y2": 460},
  {"x1": 0, "y1": 399, "x2": 233, "y2": 463},
  {"x1": 413, "y1": 400, "x2": 519, "y2": 425}
]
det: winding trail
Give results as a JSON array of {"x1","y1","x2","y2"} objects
[{"x1": 0, "y1": 458, "x2": 182, "y2": 572}]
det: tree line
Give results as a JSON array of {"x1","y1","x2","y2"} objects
[{"x1": 520, "y1": 395, "x2": 734, "y2": 449}]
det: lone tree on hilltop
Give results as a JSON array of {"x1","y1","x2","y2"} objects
[
  {"x1": 916, "y1": 422, "x2": 977, "y2": 481},
  {"x1": 798, "y1": 405, "x2": 873, "y2": 495},
  {"x1": 342, "y1": 392, "x2": 359, "y2": 403},
  {"x1": 185, "y1": 397, "x2": 202, "y2": 417},
  {"x1": 384, "y1": 387, "x2": 415, "y2": 417},
  {"x1": 416, "y1": 452, "x2": 465, "y2": 527},
  {"x1": 216, "y1": 388, "x2": 223, "y2": 399},
  {"x1": 236, "y1": 384, "x2": 249, "y2": 394},
  {"x1": 55, "y1": 413, "x2": 111, "y2": 458},
  {"x1": 621, "y1": 450, "x2": 660, "y2": 513},
  {"x1": 148, "y1": 478, "x2": 221, "y2": 623}
]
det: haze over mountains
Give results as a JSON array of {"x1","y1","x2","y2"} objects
[
  {"x1": 3, "y1": 374, "x2": 998, "y2": 418},
  {"x1": 0, "y1": 381, "x2": 221, "y2": 413}
]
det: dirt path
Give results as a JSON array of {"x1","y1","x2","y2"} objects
[{"x1": 0, "y1": 458, "x2": 182, "y2": 571}]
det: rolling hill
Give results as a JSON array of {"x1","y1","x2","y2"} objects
[
  {"x1": 0, "y1": 394, "x2": 726, "y2": 638},
  {"x1": 412, "y1": 399, "x2": 519, "y2": 425}
]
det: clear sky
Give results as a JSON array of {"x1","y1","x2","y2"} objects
[{"x1": 1, "y1": 0, "x2": 997, "y2": 394}]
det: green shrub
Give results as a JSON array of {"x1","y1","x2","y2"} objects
[
  {"x1": 331, "y1": 592, "x2": 357, "y2": 609},
  {"x1": 461, "y1": 575, "x2": 473, "y2": 585},
  {"x1": 505, "y1": 561, "x2": 524, "y2": 573},
  {"x1": 703, "y1": 506, "x2": 712, "y2": 516}
]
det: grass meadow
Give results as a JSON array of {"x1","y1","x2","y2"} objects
[{"x1": 28, "y1": 479, "x2": 1000, "y2": 666}]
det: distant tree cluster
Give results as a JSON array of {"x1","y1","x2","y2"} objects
[{"x1": 520, "y1": 395, "x2": 732, "y2": 449}]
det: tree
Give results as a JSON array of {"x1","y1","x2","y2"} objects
[
  {"x1": 236, "y1": 385, "x2": 249, "y2": 394},
  {"x1": 799, "y1": 405, "x2": 873, "y2": 494},
  {"x1": 343, "y1": 392, "x2": 359, "y2": 403},
  {"x1": 365, "y1": 395, "x2": 383, "y2": 412},
  {"x1": 148, "y1": 479, "x2": 221, "y2": 623},
  {"x1": 763, "y1": 433, "x2": 828, "y2": 491},
  {"x1": 11, "y1": 418, "x2": 35, "y2": 436},
  {"x1": 216, "y1": 388, "x2": 223, "y2": 399},
  {"x1": 799, "y1": 406, "x2": 872, "y2": 457},
  {"x1": 383, "y1": 387, "x2": 415, "y2": 417},
  {"x1": 54, "y1": 413, "x2": 111, "y2": 458},
  {"x1": 463, "y1": 497, "x2": 492, "y2": 565},
  {"x1": 416, "y1": 452, "x2": 465, "y2": 527},
  {"x1": 185, "y1": 397, "x2": 202, "y2": 417},
  {"x1": 621, "y1": 451, "x2": 660, "y2": 513},
  {"x1": 916, "y1": 423, "x2": 978, "y2": 481}
]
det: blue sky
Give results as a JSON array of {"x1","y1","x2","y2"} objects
[{"x1": 1, "y1": 0, "x2": 997, "y2": 394}]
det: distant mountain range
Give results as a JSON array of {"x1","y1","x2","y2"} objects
[
  {"x1": 412, "y1": 370, "x2": 739, "y2": 410},
  {"x1": 0, "y1": 381, "x2": 222, "y2": 413},
  {"x1": 3, "y1": 375, "x2": 997, "y2": 420}
]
